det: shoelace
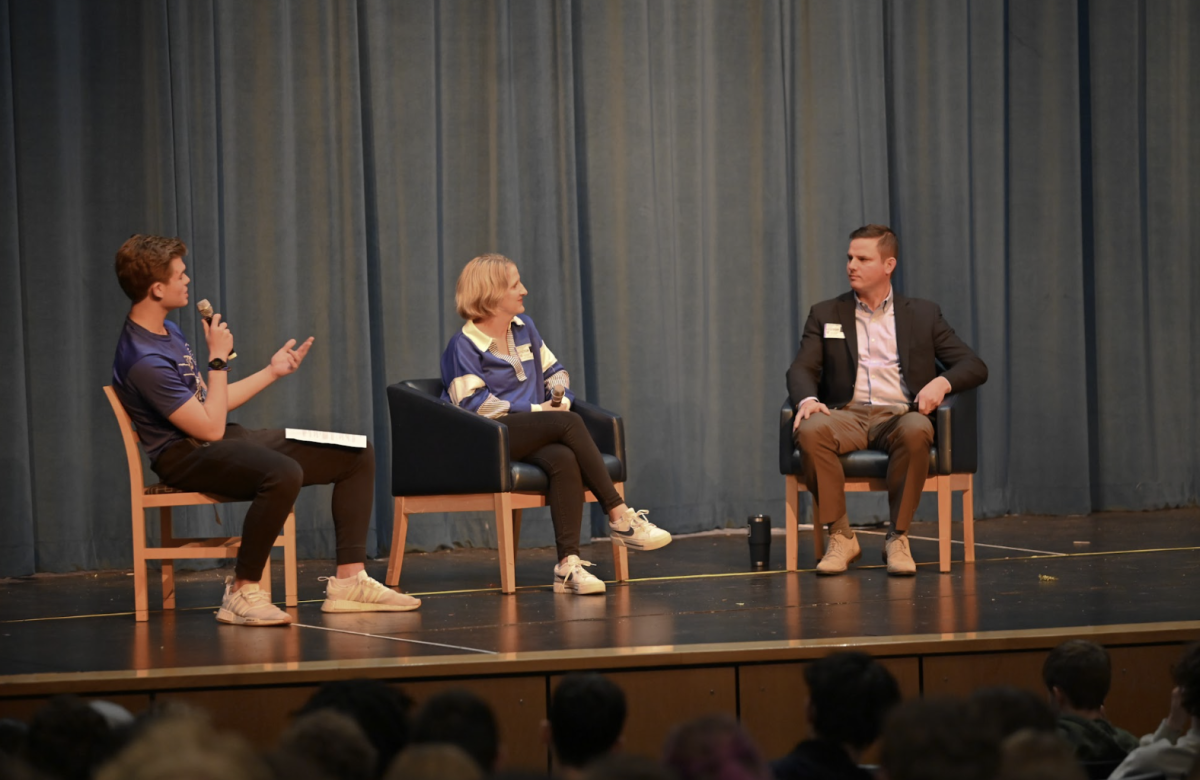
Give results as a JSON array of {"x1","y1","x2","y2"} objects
[
  {"x1": 629, "y1": 509, "x2": 655, "y2": 529},
  {"x1": 564, "y1": 559, "x2": 597, "y2": 579}
]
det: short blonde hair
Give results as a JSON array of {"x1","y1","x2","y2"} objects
[{"x1": 455, "y1": 253, "x2": 515, "y2": 321}]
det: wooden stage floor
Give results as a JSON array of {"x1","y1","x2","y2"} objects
[
  {"x1": 2, "y1": 509, "x2": 1198, "y2": 673},
  {"x1": 1, "y1": 509, "x2": 1198, "y2": 766}
]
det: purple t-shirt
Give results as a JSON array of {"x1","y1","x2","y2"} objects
[{"x1": 112, "y1": 317, "x2": 207, "y2": 462}]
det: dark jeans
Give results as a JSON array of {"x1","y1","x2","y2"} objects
[
  {"x1": 153, "y1": 424, "x2": 375, "y2": 581},
  {"x1": 504, "y1": 411, "x2": 624, "y2": 560}
]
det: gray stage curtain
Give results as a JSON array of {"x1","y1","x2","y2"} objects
[{"x1": 1, "y1": 0, "x2": 1196, "y2": 576}]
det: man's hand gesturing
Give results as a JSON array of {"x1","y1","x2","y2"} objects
[{"x1": 269, "y1": 336, "x2": 314, "y2": 378}]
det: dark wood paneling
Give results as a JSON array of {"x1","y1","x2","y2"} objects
[
  {"x1": 404, "y1": 676, "x2": 548, "y2": 772},
  {"x1": 739, "y1": 657, "x2": 919, "y2": 762},
  {"x1": 1107, "y1": 643, "x2": 1186, "y2": 738},
  {"x1": 160, "y1": 685, "x2": 316, "y2": 745},
  {"x1": 0, "y1": 692, "x2": 151, "y2": 722},
  {"x1": 551, "y1": 667, "x2": 737, "y2": 761}
]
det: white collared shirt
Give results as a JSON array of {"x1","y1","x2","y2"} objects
[{"x1": 850, "y1": 287, "x2": 911, "y2": 406}]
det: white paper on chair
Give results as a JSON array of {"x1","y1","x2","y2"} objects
[{"x1": 285, "y1": 428, "x2": 368, "y2": 449}]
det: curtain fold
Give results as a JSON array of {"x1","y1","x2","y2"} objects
[{"x1": 1, "y1": 0, "x2": 1196, "y2": 576}]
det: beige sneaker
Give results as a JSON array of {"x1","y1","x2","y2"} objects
[
  {"x1": 321, "y1": 570, "x2": 421, "y2": 612},
  {"x1": 553, "y1": 555, "x2": 606, "y2": 595},
  {"x1": 216, "y1": 578, "x2": 291, "y2": 626},
  {"x1": 816, "y1": 531, "x2": 862, "y2": 575},
  {"x1": 883, "y1": 533, "x2": 917, "y2": 576}
]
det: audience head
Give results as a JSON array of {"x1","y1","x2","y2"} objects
[
  {"x1": 384, "y1": 743, "x2": 482, "y2": 780},
  {"x1": 1042, "y1": 639, "x2": 1113, "y2": 711},
  {"x1": 115, "y1": 234, "x2": 188, "y2": 303},
  {"x1": 881, "y1": 697, "x2": 1001, "y2": 780},
  {"x1": 455, "y1": 253, "x2": 517, "y2": 321},
  {"x1": 804, "y1": 651, "x2": 901, "y2": 750},
  {"x1": 96, "y1": 708, "x2": 270, "y2": 780},
  {"x1": 297, "y1": 679, "x2": 414, "y2": 777},
  {"x1": 547, "y1": 672, "x2": 627, "y2": 770},
  {"x1": 967, "y1": 686, "x2": 1056, "y2": 742},
  {"x1": 997, "y1": 729, "x2": 1086, "y2": 780},
  {"x1": 27, "y1": 694, "x2": 125, "y2": 780},
  {"x1": 410, "y1": 689, "x2": 500, "y2": 774},
  {"x1": 1174, "y1": 642, "x2": 1200, "y2": 718},
  {"x1": 274, "y1": 709, "x2": 377, "y2": 780},
  {"x1": 662, "y1": 713, "x2": 771, "y2": 780}
]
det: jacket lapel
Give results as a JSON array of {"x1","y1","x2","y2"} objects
[
  {"x1": 837, "y1": 294, "x2": 858, "y2": 373},
  {"x1": 894, "y1": 294, "x2": 912, "y2": 377}
]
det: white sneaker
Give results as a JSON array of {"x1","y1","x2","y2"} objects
[
  {"x1": 320, "y1": 570, "x2": 422, "y2": 612},
  {"x1": 553, "y1": 555, "x2": 606, "y2": 595},
  {"x1": 216, "y1": 578, "x2": 291, "y2": 626},
  {"x1": 609, "y1": 508, "x2": 672, "y2": 551}
]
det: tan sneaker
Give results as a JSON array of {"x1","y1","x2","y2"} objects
[
  {"x1": 321, "y1": 570, "x2": 421, "y2": 612},
  {"x1": 883, "y1": 533, "x2": 917, "y2": 576},
  {"x1": 216, "y1": 578, "x2": 291, "y2": 626},
  {"x1": 816, "y1": 531, "x2": 862, "y2": 575}
]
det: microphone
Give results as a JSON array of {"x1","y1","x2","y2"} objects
[
  {"x1": 550, "y1": 385, "x2": 565, "y2": 407},
  {"x1": 196, "y1": 299, "x2": 237, "y2": 360}
]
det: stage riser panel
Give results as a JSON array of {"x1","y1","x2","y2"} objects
[{"x1": 1, "y1": 641, "x2": 1188, "y2": 771}]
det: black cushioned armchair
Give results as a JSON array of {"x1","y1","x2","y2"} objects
[
  {"x1": 385, "y1": 379, "x2": 630, "y2": 594},
  {"x1": 779, "y1": 389, "x2": 979, "y2": 573}
]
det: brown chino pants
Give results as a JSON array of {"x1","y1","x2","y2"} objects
[{"x1": 793, "y1": 403, "x2": 934, "y2": 532}]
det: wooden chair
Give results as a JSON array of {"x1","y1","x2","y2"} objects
[
  {"x1": 779, "y1": 390, "x2": 979, "y2": 573},
  {"x1": 384, "y1": 379, "x2": 630, "y2": 594},
  {"x1": 103, "y1": 386, "x2": 298, "y2": 621}
]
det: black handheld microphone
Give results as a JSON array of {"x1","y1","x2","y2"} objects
[
  {"x1": 196, "y1": 299, "x2": 237, "y2": 360},
  {"x1": 550, "y1": 385, "x2": 565, "y2": 407}
]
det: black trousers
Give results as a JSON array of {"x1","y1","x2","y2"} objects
[
  {"x1": 504, "y1": 411, "x2": 624, "y2": 560},
  {"x1": 153, "y1": 424, "x2": 375, "y2": 581}
]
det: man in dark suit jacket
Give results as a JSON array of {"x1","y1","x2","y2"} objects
[{"x1": 786, "y1": 225, "x2": 987, "y2": 575}]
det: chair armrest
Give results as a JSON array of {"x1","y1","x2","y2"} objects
[
  {"x1": 779, "y1": 399, "x2": 797, "y2": 475},
  {"x1": 386, "y1": 382, "x2": 513, "y2": 496},
  {"x1": 934, "y1": 387, "x2": 978, "y2": 475},
  {"x1": 571, "y1": 398, "x2": 627, "y2": 483}
]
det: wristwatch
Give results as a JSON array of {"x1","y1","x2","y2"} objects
[{"x1": 207, "y1": 357, "x2": 230, "y2": 371}]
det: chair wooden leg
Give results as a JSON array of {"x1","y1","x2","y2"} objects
[
  {"x1": 611, "y1": 483, "x2": 630, "y2": 581},
  {"x1": 938, "y1": 475, "x2": 952, "y2": 573},
  {"x1": 962, "y1": 475, "x2": 975, "y2": 563},
  {"x1": 512, "y1": 509, "x2": 523, "y2": 553},
  {"x1": 386, "y1": 497, "x2": 409, "y2": 588},
  {"x1": 495, "y1": 493, "x2": 516, "y2": 594},
  {"x1": 283, "y1": 509, "x2": 298, "y2": 606},
  {"x1": 159, "y1": 507, "x2": 175, "y2": 610},
  {"x1": 134, "y1": 508, "x2": 150, "y2": 622},
  {"x1": 785, "y1": 476, "x2": 800, "y2": 571}
]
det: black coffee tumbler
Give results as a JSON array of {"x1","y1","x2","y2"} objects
[{"x1": 748, "y1": 514, "x2": 771, "y2": 570}]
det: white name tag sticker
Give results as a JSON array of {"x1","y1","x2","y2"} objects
[
  {"x1": 516, "y1": 343, "x2": 534, "y2": 362},
  {"x1": 824, "y1": 323, "x2": 846, "y2": 339},
  {"x1": 285, "y1": 429, "x2": 368, "y2": 449}
]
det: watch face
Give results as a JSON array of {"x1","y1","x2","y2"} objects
[{"x1": 208, "y1": 358, "x2": 226, "y2": 371}]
